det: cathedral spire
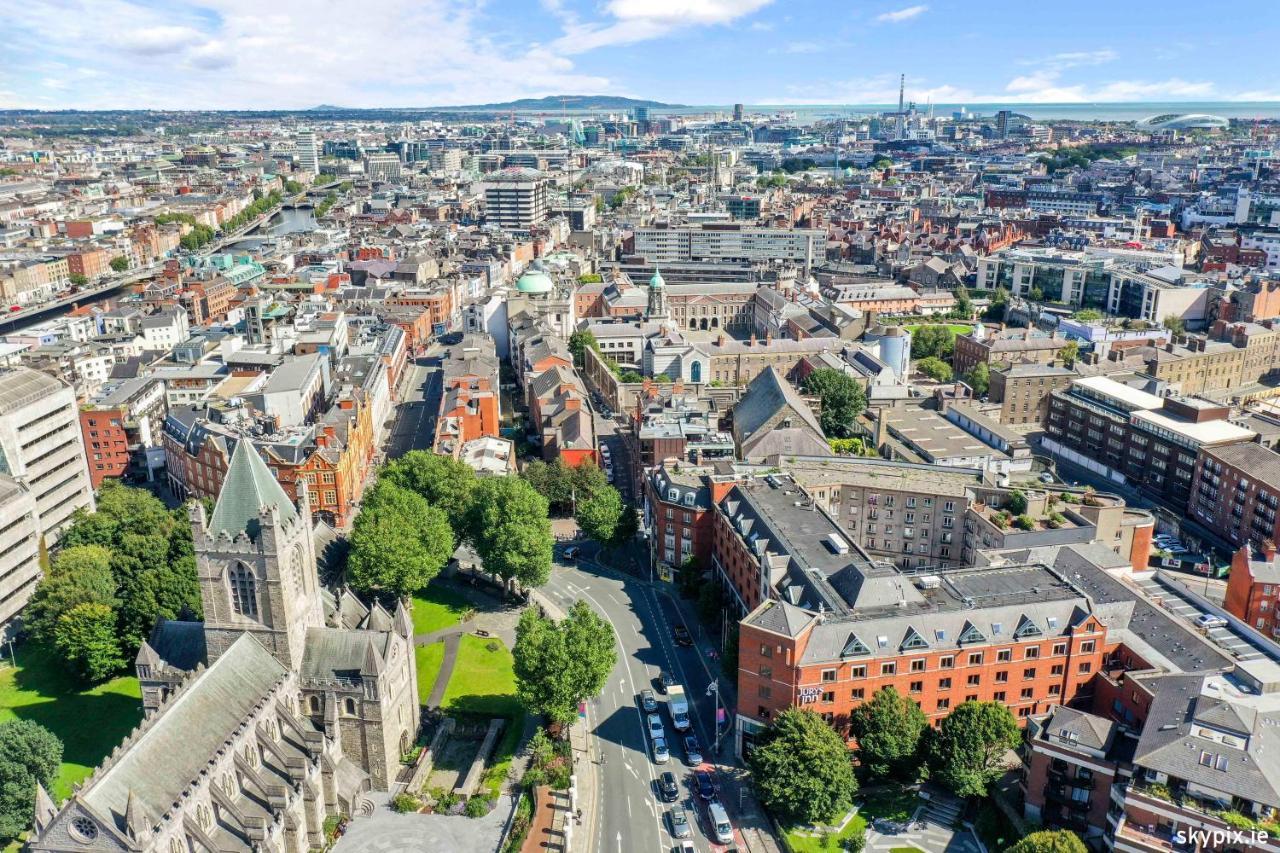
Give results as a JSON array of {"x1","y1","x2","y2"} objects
[{"x1": 209, "y1": 439, "x2": 298, "y2": 541}]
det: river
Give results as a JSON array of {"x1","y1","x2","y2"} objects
[{"x1": 224, "y1": 206, "x2": 318, "y2": 251}]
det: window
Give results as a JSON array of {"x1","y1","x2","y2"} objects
[
  {"x1": 994, "y1": 691, "x2": 1006, "y2": 702},
  {"x1": 910, "y1": 681, "x2": 923, "y2": 693},
  {"x1": 760, "y1": 645, "x2": 773, "y2": 658},
  {"x1": 1048, "y1": 684, "x2": 1061, "y2": 695},
  {"x1": 851, "y1": 688, "x2": 865, "y2": 700},
  {"x1": 1023, "y1": 667, "x2": 1037, "y2": 680},
  {"x1": 1080, "y1": 640, "x2": 1095, "y2": 653},
  {"x1": 1021, "y1": 688, "x2": 1034, "y2": 699},
  {"x1": 939, "y1": 677, "x2": 952, "y2": 690},
  {"x1": 1024, "y1": 647, "x2": 1040, "y2": 659},
  {"x1": 939, "y1": 656, "x2": 954, "y2": 669},
  {"x1": 881, "y1": 663, "x2": 896, "y2": 675},
  {"x1": 758, "y1": 685, "x2": 772, "y2": 699},
  {"x1": 1052, "y1": 643, "x2": 1067, "y2": 656},
  {"x1": 1078, "y1": 662, "x2": 1092, "y2": 674},
  {"x1": 910, "y1": 659, "x2": 926, "y2": 672},
  {"x1": 760, "y1": 665, "x2": 772, "y2": 678},
  {"x1": 851, "y1": 665, "x2": 866, "y2": 678},
  {"x1": 967, "y1": 674, "x2": 981, "y2": 686},
  {"x1": 968, "y1": 652, "x2": 983, "y2": 666},
  {"x1": 344, "y1": 697, "x2": 356, "y2": 715},
  {"x1": 937, "y1": 698, "x2": 950, "y2": 710},
  {"x1": 229, "y1": 563, "x2": 257, "y2": 618},
  {"x1": 822, "y1": 669, "x2": 837, "y2": 683},
  {"x1": 821, "y1": 691, "x2": 835, "y2": 704},
  {"x1": 997, "y1": 649, "x2": 1012, "y2": 662},
  {"x1": 995, "y1": 671, "x2": 1009, "y2": 683},
  {"x1": 1051, "y1": 664, "x2": 1064, "y2": 675}
]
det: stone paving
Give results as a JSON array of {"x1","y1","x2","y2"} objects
[{"x1": 332, "y1": 791, "x2": 513, "y2": 853}]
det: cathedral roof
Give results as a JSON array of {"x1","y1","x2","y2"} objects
[{"x1": 209, "y1": 438, "x2": 298, "y2": 540}]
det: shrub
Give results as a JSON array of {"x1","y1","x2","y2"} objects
[
  {"x1": 1006, "y1": 490, "x2": 1028, "y2": 515},
  {"x1": 465, "y1": 796, "x2": 494, "y2": 818},
  {"x1": 842, "y1": 823, "x2": 867, "y2": 852},
  {"x1": 391, "y1": 793, "x2": 421, "y2": 813},
  {"x1": 1014, "y1": 514, "x2": 1036, "y2": 531},
  {"x1": 1046, "y1": 512, "x2": 1067, "y2": 529}
]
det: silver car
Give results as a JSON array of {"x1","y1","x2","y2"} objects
[
  {"x1": 652, "y1": 736, "x2": 670, "y2": 764},
  {"x1": 647, "y1": 713, "x2": 665, "y2": 740},
  {"x1": 640, "y1": 689, "x2": 657, "y2": 712},
  {"x1": 669, "y1": 804, "x2": 692, "y2": 838}
]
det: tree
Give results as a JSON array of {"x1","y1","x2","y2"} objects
[
  {"x1": 749, "y1": 708, "x2": 858, "y2": 825},
  {"x1": 966, "y1": 363, "x2": 990, "y2": 396},
  {"x1": 1005, "y1": 490, "x2": 1028, "y2": 515},
  {"x1": 568, "y1": 329, "x2": 598, "y2": 368},
  {"x1": 381, "y1": 450, "x2": 476, "y2": 538},
  {"x1": 916, "y1": 357, "x2": 953, "y2": 383},
  {"x1": 0, "y1": 720, "x2": 62, "y2": 841},
  {"x1": 1028, "y1": 286, "x2": 1045, "y2": 303},
  {"x1": 1057, "y1": 340, "x2": 1079, "y2": 366},
  {"x1": 466, "y1": 476, "x2": 554, "y2": 590},
  {"x1": 800, "y1": 368, "x2": 867, "y2": 439},
  {"x1": 1072, "y1": 308, "x2": 1103, "y2": 322},
  {"x1": 109, "y1": 256, "x2": 129, "y2": 272},
  {"x1": 24, "y1": 545, "x2": 117, "y2": 641},
  {"x1": 953, "y1": 286, "x2": 973, "y2": 318},
  {"x1": 928, "y1": 701, "x2": 1020, "y2": 797},
  {"x1": 849, "y1": 686, "x2": 928, "y2": 780},
  {"x1": 1006, "y1": 830, "x2": 1088, "y2": 853},
  {"x1": 347, "y1": 481, "x2": 453, "y2": 597},
  {"x1": 912, "y1": 325, "x2": 956, "y2": 360},
  {"x1": 513, "y1": 601, "x2": 617, "y2": 726},
  {"x1": 68, "y1": 273, "x2": 88, "y2": 287},
  {"x1": 53, "y1": 602, "x2": 126, "y2": 682},
  {"x1": 984, "y1": 287, "x2": 1009, "y2": 322},
  {"x1": 575, "y1": 485, "x2": 624, "y2": 543},
  {"x1": 1163, "y1": 314, "x2": 1185, "y2": 336}
]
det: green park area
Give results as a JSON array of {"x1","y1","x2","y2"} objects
[
  {"x1": 783, "y1": 813, "x2": 868, "y2": 853},
  {"x1": 410, "y1": 582, "x2": 472, "y2": 635},
  {"x1": 0, "y1": 642, "x2": 142, "y2": 800},
  {"x1": 906, "y1": 323, "x2": 973, "y2": 337}
]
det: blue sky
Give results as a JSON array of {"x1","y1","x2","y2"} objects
[{"x1": 3, "y1": 0, "x2": 1278, "y2": 109}]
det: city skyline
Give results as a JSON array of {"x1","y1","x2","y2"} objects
[{"x1": 3, "y1": 0, "x2": 1279, "y2": 111}]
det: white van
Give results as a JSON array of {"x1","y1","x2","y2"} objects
[{"x1": 708, "y1": 801, "x2": 733, "y2": 844}]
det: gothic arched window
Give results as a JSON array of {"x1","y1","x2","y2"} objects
[
  {"x1": 229, "y1": 563, "x2": 258, "y2": 618},
  {"x1": 690, "y1": 361, "x2": 702, "y2": 383},
  {"x1": 344, "y1": 697, "x2": 356, "y2": 716}
]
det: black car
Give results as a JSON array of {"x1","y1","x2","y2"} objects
[
  {"x1": 672, "y1": 624, "x2": 693, "y2": 647},
  {"x1": 657, "y1": 671, "x2": 676, "y2": 694},
  {"x1": 694, "y1": 769, "x2": 716, "y2": 801},
  {"x1": 658, "y1": 771, "x2": 679, "y2": 802}
]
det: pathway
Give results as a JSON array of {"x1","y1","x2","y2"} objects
[{"x1": 425, "y1": 633, "x2": 462, "y2": 710}]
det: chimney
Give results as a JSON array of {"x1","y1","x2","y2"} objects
[
  {"x1": 765, "y1": 330, "x2": 773, "y2": 344},
  {"x1": 749, "y1": 333, "x2": 757, "y2": 347},
  {"x1": 1265, "y1": 539, "x2": 1277, "y2": 562}
]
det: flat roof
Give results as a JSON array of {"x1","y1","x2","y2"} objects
[
  {"x1": 1132, "y1": 409, "x2": 1256, "y2": 446},
  {"x1": 884, "y1": 406, "x2": 1006, "y2": 461},
  {"x1": 1072, "y1": 375, "x2": 1164, "y2": 411}
]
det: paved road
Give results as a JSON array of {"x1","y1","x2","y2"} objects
[
  {"x1": 386, "y1": 350, "x2": 445, "y2": 459},
  {"x1": 543, "y1": 559, "x2": 756, "y2": 853}
]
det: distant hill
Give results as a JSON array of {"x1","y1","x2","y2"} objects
[
  {"x1": 307, "y1": 104, "x2": 346, "y2": 112},
  {"x1": 432, "y1": 95, "x2": 680, "y2": 112}
]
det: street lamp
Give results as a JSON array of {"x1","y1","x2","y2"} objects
[{"x1": 706, "y1": 680, "x2": 722, "y2": 755}]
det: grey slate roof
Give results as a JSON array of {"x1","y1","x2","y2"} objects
[
  {"x1": 208, "y1": 438, "x2": 298, "y2": 540},
  {"x1": 300, "y1": 626, "x2": 390, "y2": 683},
  {"x1": 146, "y1": 619, "x2": 207, "y2": 671},
  {"x1": 732, "y1": 366, "x2": 824, "y2": 444},
  {"x1": 82, "y1": 635, "x2": 287, "y2": 828}
]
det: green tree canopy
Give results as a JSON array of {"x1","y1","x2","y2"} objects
[
  {"x1": 966, "y1": 362, "x2": 990, "y2": 396},
  {"x1": 928, "y1": 700, "x2": 1020, "y2": 797},
  {"x1": 1006, "y1": 830, "x2": 1089, "y2": 853},
  {"x1": 750, "y1": 708, "x2": 858, "y2": 825},
  {"x1": 575, "y1": 484, "x2": 624, "y2": 544},
  {"x1": 912, "y1": 325, "x2": 956, "y2": 360},
  {"x1": 381, "y1": 450, "x2": 477, "y2": 537},
  {"x1": 1072, "y1": 308, "x2": 1103, "y2": 322},
  {"x1": 916, "y1": 357, "x2": 953, "y2": 383},
  {"x1": 1006, "y1": 490, "x2": 1028, "y2": 515},
  {"x1": 568, "y1": 329, "x2": 599, "y2": 368},
  {"x1": 68, "y1": 273, "x2": 88, "y2": 286},
  {"x1": 1057, "y1": 340, "x2": 1079, "y2": 366},
  {"x1": 984, "y1": 287, "x2": 1009, "y2": 322},
  {"x1": 109, "y1": 256, "x2": 129, "y2": 272},
  {"x1": 521, "y1": 459, "x2": 609, "y2": 517},
  {"x1": 0, "y1": 720, "x2": 63, "y2": 840},
  {"x1": 800, "y1": 368, "x2": 868, "y2": 439},
  {"x1": 53, "y1": 602, "x2": 126, "y2": 682},
  {"x1": 953, "y1": 286, "x2": 973, "y2": 318},
  {"x1": 24, "y1": 545, "x2": 117, "y2": 642},
  {"x1": 347, "y1": 480, "x2": 454, "y2": 597},
  {"x1": 513, "y1": 601, "x2": 617, "y2": 726},
  {"x1": 849, "y1": 686, "x2": 928, "y2": 780},
  {"x1": 466, "y1": 476, "x2": 553, "y2": 589},
  {"x1": 1163, "y1": 314, "x2": 1186, "y2": 335}
]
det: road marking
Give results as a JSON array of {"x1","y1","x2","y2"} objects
[{"x1": 627, "y1": 797, "x2": 632, "y2": 818}]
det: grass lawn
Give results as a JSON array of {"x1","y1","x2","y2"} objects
[
  {"x1": 783, "y1": 814, "x2": 867, "y2": 853},
  {"x1": 440, "y1": 634, "x2": 526, "y2": 800},
  {"x1": 858, "y1": 786, "x2": 920, "y2": 823},
  {"x1": 891, "y1": 848, "x2": 923, "y2": 853},
  {"x1": 410, "y1": 582, "x2": 473, "y2": 636},
  {"x1": 906, "y1": 323, "x2": 973, "y2": 337},
  {"x1": 414, "y1": 641, "x2": 446, "y2": 705},
  {"x1": 0, "y1": 642, "x2": 142, "y2": 801}
]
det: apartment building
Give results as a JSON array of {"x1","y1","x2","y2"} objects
[
  {"x1": 0, "y1": 476, "x2": 40, "y2": 640},
  {"x1": 484, "y1": 168, "x2": 549, "y2": 230},
  {"x1": 953, "y1": 328, "x2": 1068, "y2": 376},
  {"x1": 633, "y1": 223, "x2": 824, "y2": 269},
  {"x1": 990, "y1": 363, "x2": 1076, "y2": 426},
  {"x1": 1223, "y1": 543, "x2": 1280, "y2": 639},
  {"x1": 78, "y1": 376, "x2": 168, "y2": 489},
  {"x1": 645, "y1": 462, "x2": 731, "y2": 572},
  {"x1": 1188, "y1": 442, "x2": 1280, "y2": 553},
  {"x1": 779, "y1": 456, "x2": 978, "y2": 571},
  {"x1": 1043, "y1": 376, "x2": 1255, "y2": 509},
  {"x1": 433, "y1": 334, "x2": 502, "y2": 458}
]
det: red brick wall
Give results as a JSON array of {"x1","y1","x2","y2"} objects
[{"x1": 81, "y1": 408, "x2": 130, "y2": 489}]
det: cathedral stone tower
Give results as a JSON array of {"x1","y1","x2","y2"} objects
[{"x1": 191, "y1": 439, "x2": 324, "y2": 670}]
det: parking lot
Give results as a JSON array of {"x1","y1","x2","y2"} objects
[{"x1": 1131, "y1": 574, "x2": 1266, "y2": 663}]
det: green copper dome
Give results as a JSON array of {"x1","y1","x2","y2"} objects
[
  {"x1": 516, "y1": 260, "x2": 555, "y2": 294},
  {"x1": 649, "y1": 268, "x2": 665, "y2": 289}
]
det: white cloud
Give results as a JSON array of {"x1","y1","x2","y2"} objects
[
  {"x1": 551, "y1": 0, "x2": 773, "y2": 54},
  {"x1": 875, "y1": 5, "x2": 928, "y2": 23},
  {"x1": 782, "y1": 41, "x2": 821, "y2": 54}
]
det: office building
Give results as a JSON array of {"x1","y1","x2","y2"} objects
[
  {"x1": 0, "y1": 476, "x2": 39, "y2": 640},
  {"x1": 363, "y1": 152, "x2": 402, "y2": 183},
  {"x1": 295, "y1": 130, "x2": 319, "y2": 176},
  {"x1": 633, "y1": 223, "x2": 824, "y2": 269},
  {"x1": 484, "y1": 168, "x2": 549, "y2": 230},
  {"x1": 0, "y1": 367, "x2": 94, "y2": 544},
  {"x1": 990, "y1": 364, "x2": 1076, "y2": 426}
]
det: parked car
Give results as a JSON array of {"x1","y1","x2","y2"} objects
[
  {"x1": 561, "y1": 546, "x2": 580, "y2": 561},
  {"x1": 669, "y1": 805, "x2": 692, "y2": 838},
  {"x1": 1039, "y1": 472, "x2": 1054, "y2": 483},
  {"x1": 672, "y1": 624, "x2": 693, "y2": 647},
  {"x1": 640, "y1": 689, "x2": 657, "y2": 712},
  {"x1": 694, "y1": 770, "x2": 716, "y2": 800},
  {"x1": 708, "y1": 801, "x2": 734, "y2": 844},
  {"x1": 653, "y1": 736, "x2": 670, "y2": 764},
  {"x1": 683, "y1": 734, "x2": 702, "y2": 766},
  {"x1": 647, "y1": 713, "x2": 665, "y2": 740},
  {"x1": 674, "y1": 841, "x2": 696, "y2": 853},
  {"x1": 658, "y1": 671, "x2": 676, "y2": 693},
  {"x1": 658, "y1": 771, "x2": 679, "y2": 802},
  {"x1": 1196, "y1": 613, "x2": 1228, "y2": 630}
]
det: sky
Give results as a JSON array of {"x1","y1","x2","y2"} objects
[{"x1": 2, "y1": 0, "x2": 1279, "y2": 110}]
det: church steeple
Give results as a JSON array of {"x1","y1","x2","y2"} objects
[{"x1": 645, "y1": 267, "x2": 668, "y2": 320}]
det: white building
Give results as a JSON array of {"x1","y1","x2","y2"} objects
[
  {"x1": 0, "y1": 475, "x2": 40, "y2": 640},
  {"x1": 633, "y1": 223, "x2": 824, "y2": 269},
  {"x1": 1242, "y1": 230, "x2": 1280, "y2": 271},
  {"x1": 296, "y1": 130, "x2": 319, "y2": 176},
  {"x1": 484, "y1": 168, "x2": 549, "y2": 231},
  {"x1": 0, "y1": 367, "x2": 94, "y2": 546},
  {"x1": 363, "y1": 153, "x2": 402, "y2": 183}
]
